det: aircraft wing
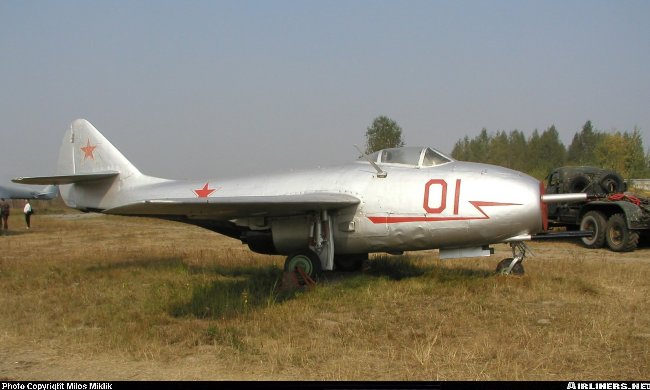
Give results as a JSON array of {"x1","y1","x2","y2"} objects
[
  {"x1": 0, "y1": 184, "x2": 57, "y2": 200},
  {"x1": 104, "y1": 193, "x2": 360, "y2": 219},
  {"x1": 0, "y1": 186, "x2": 11, "y2": 199}
]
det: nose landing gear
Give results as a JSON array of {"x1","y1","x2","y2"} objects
[{"x1": 496, "y1": 242, "x2": 531, "y2": 276}]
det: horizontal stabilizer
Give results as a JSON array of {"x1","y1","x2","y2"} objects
[
  {"x1": 104, "y1": 193, "x2": 360, "y2": 219},
  {"x1": 12, "y1": 171, "x2": 119, "y2": 185}
]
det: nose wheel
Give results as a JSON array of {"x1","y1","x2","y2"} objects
[{"x1": 496, "y1": 242, "x2": 530, "y2": 275}]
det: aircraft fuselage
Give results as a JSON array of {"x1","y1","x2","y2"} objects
[{"x1": 62, "y1": 159, "x2": 543, "y2": 256}]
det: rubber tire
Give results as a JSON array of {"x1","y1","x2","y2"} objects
[
  {"x1": 580, "y1": 210, "x2": 607, "y2": 249},
  {"x1": 334, "y1": 254, "x2": 367, "y2": 272},
  {"x1": 284, "y1": 251, "x2": 322, "y2": 279},
  {"x1": 568, "y1": 174, "x2": 591, "y2": 193},
  {"x1": 598, "y1": 173, "x2": 625, "y2": 194},
  {"x1": 605, "y1": 213, "x2": 639, "y2": 252},
  {"x1": 495, "y1": 258, "x2": 524, "y2": 276},
  {"x1": 598, "y1": 173, "x2": 624, "y2": 194}
]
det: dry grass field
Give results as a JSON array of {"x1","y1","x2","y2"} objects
[{"x1": 1, "y1": 206, "x2": 649, "y2": 380}]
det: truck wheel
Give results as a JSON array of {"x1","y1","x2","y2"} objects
[
  {"x1": 580, "y1": 211, "x2": 607, "y2": 249},
  {"x1": 605, "y1": 213, "x2": 639, "y2": 252}
]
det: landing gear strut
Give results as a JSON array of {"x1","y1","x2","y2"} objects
[
  {"x1": 496, "y1": 242, "x2": 531, "y2": 276},
  {"x1": 282, "y1": 210, "x2": 334, "y2": 281}
]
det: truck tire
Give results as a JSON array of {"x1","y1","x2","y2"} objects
[
  {"x1": 568, "y1": 174, "x2": 591, "y2": 193},
  {"x1": 598, "y1": 173, "x2": 624, "y2": 194},
  {"x1": 605, "y1": 213, "x2": 639, "y2": 252},
  {"x1": 580, "y1": 211, "x2": 607, "y2": 249}
]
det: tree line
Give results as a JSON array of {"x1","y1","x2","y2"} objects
[
  {"x1": 450, "y1": 121, "x2": 650, "y2": 180},
  {"x1": 363, "y1": 116, "x2": 649, "y2": 180}
]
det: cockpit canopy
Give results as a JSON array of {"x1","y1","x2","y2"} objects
[{"x1": 364, "y1": 146, "x2": 453, "y2": 167}]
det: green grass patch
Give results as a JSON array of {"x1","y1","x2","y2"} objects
[{"x1": 169, "y1": 265, "x2": 294, "y2": 318}]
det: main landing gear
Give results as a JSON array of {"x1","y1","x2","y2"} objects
[
  {"x1": 283, "y1": 210, "x2": 334, "y2": 281},
  {"x1": 282, "y1": 211, "x2": 368, "y2": 282},
  {"x1": 495, "y1": 242, "x2": 530, "y2": 276}
]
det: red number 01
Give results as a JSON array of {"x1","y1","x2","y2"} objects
[{"x1": 423, "y1": 179, "x2": 461, "y2": 215}]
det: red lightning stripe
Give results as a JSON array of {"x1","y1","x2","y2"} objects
[{"x1": 367, "y1": 201, "x2": 520, "y2": 224}]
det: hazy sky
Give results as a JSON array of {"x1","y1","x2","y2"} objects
[{"x1": 1, "y1": 0, "x2": 649, "y2": 185}]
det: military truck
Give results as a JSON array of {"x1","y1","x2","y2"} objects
[{"x1": 545, "y1": 166, "x2": 650, "y2": 252}]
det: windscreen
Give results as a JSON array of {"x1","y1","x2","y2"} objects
[
  {"x1": 421, "y1": 148, "x2": 451, "y2": 166},
  {"x1": 362, "y1": 147, "x2": 452, "y2": 167}
]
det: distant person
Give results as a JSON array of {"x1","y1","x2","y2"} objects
[
  {"x1": 0, "y1": 198, "x2": 9, "y2": 234},
  {"x1": 24, "y1": 200, "x2": 33, "y2": 229}
]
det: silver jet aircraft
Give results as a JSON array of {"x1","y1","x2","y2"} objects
[
  {"x1": 14, "y1": 119, "x2": 586, "y2": 276},
  {"x1": 0, "y1": 184, "x2": 58, "y2": 200}
]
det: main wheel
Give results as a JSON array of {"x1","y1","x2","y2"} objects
[
  {"x1": 605, "y1": 213, "x2": 639, "y2": 252},
  {"x1": 495, "y1": 258, "x2": 524, "y2": 275},
  {"x1": 580, "y1": 211, "x2": 607, "y2": 249},
  {"x1": 284, "y1": 250, "x2": 322, "y2": 279},
  {"x1": 334, "y1": 253, "x2": 367, "y2": 272}
]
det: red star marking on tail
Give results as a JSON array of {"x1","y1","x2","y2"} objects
[
  {"x1": 81, "y1": 139, "x2": 97, "y2": 160},
  {"x1": 194, "y1": 182, "x2": 216, "y2": 198}
]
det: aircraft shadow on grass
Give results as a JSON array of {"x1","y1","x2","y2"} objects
[
  {"x1": 170, "y1": 258, "x2": 493, "y2": 319},
  {"x1": 83, "y1": 255, "x2": 493, "y2": 319}
]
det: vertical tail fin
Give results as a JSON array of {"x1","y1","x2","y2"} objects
[
  {"x1": 58, "y1": 119, "x2": 141, "y2": 178},
  {"x1": 14, "y1": 119, "x2": 164, "y2": 211},
  {"x1": 55, "y1": 119, "x2": 152, "y2": 210}
]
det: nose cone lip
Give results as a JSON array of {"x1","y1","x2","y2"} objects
[
  {"x1": 540, "y1": 181, "x2": 548, "y2": 231},
  {"x1": 505, "y1": 174, "x2": 544, "y2": 236}
]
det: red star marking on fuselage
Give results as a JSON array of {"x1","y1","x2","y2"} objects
[
  {"x1": 194, "y1": 182, "x2": 216, "y2": 198},
  {"x1": 81, "y1": 138, "x2": 97, "y2": 160}
]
